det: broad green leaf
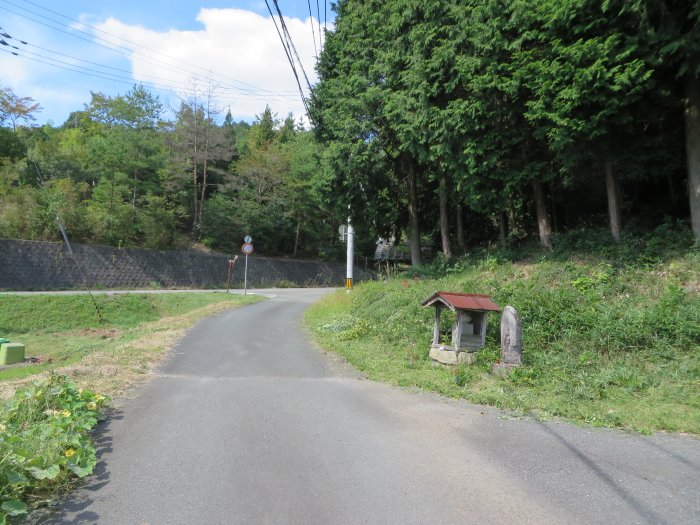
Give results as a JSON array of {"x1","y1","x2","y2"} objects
[
  {"x1": 27, "y1": 464, "x2": 61, "y2": 480},
  {"x1": 1, "y1": 500, "x2": 28, "y2": 516},
  {"x1": 67, "y1": 463, "x2": 93, "y2": 478},
  {"x1": 5, "y1": 470, "x2": 28, "y2": 484}
]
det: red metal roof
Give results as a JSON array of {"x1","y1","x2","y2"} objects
[{"x1": 421, "y1": 291, "x2": 500, "y2": 312}]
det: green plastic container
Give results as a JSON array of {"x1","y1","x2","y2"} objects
[{"x1": 0, "y1": 342, "x2": 25, "y2": 365}]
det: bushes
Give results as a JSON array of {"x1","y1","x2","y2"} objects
[{"x1": 0, "y1": 375, "x2": 108, "y2": 522}]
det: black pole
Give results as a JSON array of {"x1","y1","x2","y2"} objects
[{"x1": 56, "y1": 218, "x2": 103, "y2": 323}]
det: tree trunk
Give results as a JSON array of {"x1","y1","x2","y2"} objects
[
  {"x1": 404, "y1": 155, "x2": 422, "y2": 267},
  {"x1": 438, "y1": 174, "x2": 453, "y2": 260},
  {"x1": 686, "y1": 75, "x2": 700, "y2": 239},
  {"x1": 605, "y1": 160, "x2": 622, "y2": 242},
  {"x1": 132, "y1": 168, "x2": 139, "y2": 222},
  {"x1": 108, "y1": 178, "x2": 114, "y2": 239},
  {"x1": 293, "y1": 217, "x2": 301, "y2": 258},
  {"x1": 192, "y1": 133, "x2": 199, "y2": 232},
  {"x1": 199, "y1": 149, "x2": 208, "y2": 227},
  {"x1": 199, "y1": 113, "x2": 212, "y2": 228},
  {"x1": 532, "y1": 179, "x2": 552, "y2": 249},
  {"x1": 550, "y1": 181, "x2": 559, "y2": 234},
  {"x1": 499, "y1": 210, "x2": 507, "y2": 248},
  {"x1": 456, "y1": 205, "x2": 465, "y2": 253}
]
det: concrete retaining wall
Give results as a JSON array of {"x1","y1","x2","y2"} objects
[{"x1": 0, "y1": 239, "x2": 367, "y2": 290}]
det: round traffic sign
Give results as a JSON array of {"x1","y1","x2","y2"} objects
[
  {"x1": 244, "y1": 235, "x2": 252, "y2": 243},
  {"x1": 242, "y1": 243, "x2": 254, "y2": 255}
]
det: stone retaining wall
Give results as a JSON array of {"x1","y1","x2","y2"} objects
[{"x1": 0, "y1": 239, "x2": 367, "y2": 290}]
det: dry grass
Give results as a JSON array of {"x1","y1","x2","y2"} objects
[{"x1": 0, "y1": 299, "x2": 259, "y2": 401}]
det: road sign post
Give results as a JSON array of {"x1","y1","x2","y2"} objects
[{"x1": 241, "y1": 241, "x2": 254, "y2": 295}]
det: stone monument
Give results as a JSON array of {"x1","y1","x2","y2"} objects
[{"x1": 492, "y1": 305, "x2": 522, "y2": 377}]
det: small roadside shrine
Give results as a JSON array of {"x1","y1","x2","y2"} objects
[{"x1": 421, "y1": 291, "x2": 500, "y2": 365}]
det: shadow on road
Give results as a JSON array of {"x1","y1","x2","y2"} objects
[
  {"x1": 533, "y1": 419, "x2": 666, "y2": 525},
  {"x1": 642, "y1": 437, "x2": 700, "y2": 473}
]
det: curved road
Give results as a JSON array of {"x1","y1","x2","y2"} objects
[{"x1": 37, "y1": 289, "x2": 699, "y2": 524}]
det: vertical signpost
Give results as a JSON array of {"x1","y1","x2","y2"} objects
[
  {"x1": 345, "y1": 218, "x2": 354, "y2": 292},
  {"x1": 242, "y1": 235, "x2": 253, "y2": 295}
]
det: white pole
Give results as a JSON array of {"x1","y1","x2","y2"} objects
[
  {"x1": 244, "y1": 253, "x2": 249, "y2": 295},
  {"x1": 346, "y1": 218, "x2": 354, "y2": 292}
]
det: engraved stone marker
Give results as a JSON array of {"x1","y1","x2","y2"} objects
[
  {"x1": 501, "y1": 306, "x2": 522, "y2": 365},
  {"x1": 492, "y1": 305, "x2": 522, "y2": 377}
]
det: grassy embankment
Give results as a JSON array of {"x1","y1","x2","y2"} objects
[
  {"x1": 306, "y1": 226, "x2": 699, "y2": 434},
  {"x1": 0, "y1": 293, "x2": 263, "y2": 398}
]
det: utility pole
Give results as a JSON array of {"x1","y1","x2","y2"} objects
[{"x1": 346, "y1": 216, "x2": 354, "y2": 292}]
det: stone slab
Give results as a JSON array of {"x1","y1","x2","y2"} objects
[
  {"x1": 0, "y1": 342, "x2": 25, "y2": 365},
  {"x1": 491, "y1": 362, "x2": 519, "y2": 378},
  {"x1": 429, "y1": 346, "x2": 477, "y2": 366},
  {"x1": 500, "y1": 306, "x2": 522, "y2": 365}
]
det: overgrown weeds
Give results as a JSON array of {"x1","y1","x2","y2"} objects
[{"x1": 0, "y1": 374, "x2": 108, "y2": 523}]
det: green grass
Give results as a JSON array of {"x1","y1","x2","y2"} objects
[
  {"x1": 306, "y1": 227, "x2": 700, "y2": 434},
  {"x1": 0, "y1": 293, "x2": 263, "y2": 385},
  {"x1": 0, "y1": 293, "x2": 255, "y2": 333}
]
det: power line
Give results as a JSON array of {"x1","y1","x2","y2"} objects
[
  {"x1": 0, "y1": 4, "x2": 229, "y2": 93},
  {"x1": 271, "y1": 0, "x2": 312, "y2": 93},
  {"x1": 2, "y1": 31, "x2": 200, "y2": 91},
  {"x1": 9, "y1": 0, "x2": 298, "y2": 97},
  {"x1": 0, "y1": 47, "x2": 306, "y2": 114},
  {"x1": 316, "y1": 0, "x2": 322, "y2": 51},
  {"x1": 1, "y1": 2, "x2": 312, "y2": 118},
  {"x1": 263, "y1": 0, "x2": 309, "y2": 115},
  {"x1": 8, "y1": 31, "x2": 303, "y2": 104},
  {"x1": 0, "y1": 0, "x2": 303, "y2": 102},
  {"x1": 307, "y1": 0, "x2": 318, "y2": 62}
]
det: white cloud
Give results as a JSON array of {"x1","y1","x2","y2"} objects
[
  {"x1": 0, "y1": 15, "x2": 46, "y2": 87},
  {"x1": 93, "y1": 8, "x2": 319, "y2": 124}
]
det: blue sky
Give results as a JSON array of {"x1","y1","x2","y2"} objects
[{"x1": 0, "y1": 0, "x2": 332, "y2": 125}]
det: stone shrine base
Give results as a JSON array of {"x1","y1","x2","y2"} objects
[
  {"x1": 491, "y1": 362, "x2": 520, "y2": 378},
  {"x1": 429, "y1": 345, "x2": 476, "y2": 366}
]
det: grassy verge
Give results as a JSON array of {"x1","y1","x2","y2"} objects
[
  {"x1": 306, "y1": 228, "x2": 699, "y2": 434},
  {"x1": 0, "y1": 292, "x2": 263, "y2": 399}
]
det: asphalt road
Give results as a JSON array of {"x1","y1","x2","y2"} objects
[{"x1": 35, "y1": 288, "x2": 699, "y2": 524}]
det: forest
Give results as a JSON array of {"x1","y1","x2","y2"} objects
[
  {"x1": 1, "y1": 0, "x2": 699, "y2": 266},
  {"x1": 311, "y1": 0, "x2": 699, "y2": 264},
  {"x1": 0, "y1": 83, "x2": 336, "y2": 258}
]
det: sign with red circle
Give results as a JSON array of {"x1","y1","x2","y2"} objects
[{"x1": 242, "y1": 243, "x2": 254, "y2": 255}]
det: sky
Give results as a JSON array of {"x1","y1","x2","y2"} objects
[{"x1": 0, "y1": 0, "x2": 333, "y2": 126}]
